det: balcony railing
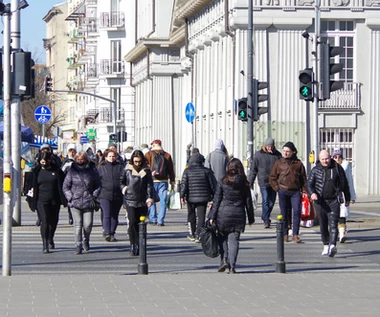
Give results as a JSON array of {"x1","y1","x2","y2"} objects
[
  {"x1": 99, "y1": 11, "x2": 125, "y2": 28},
  {"x1": 86, "y1": 107, "x2": 125, "y2": 124},
  {"x1": 100, "y1": 59, "x2": 125, "y2": 75},
  {"x1": 81, "y1": 17, "x2": 98, "y2": 33},
  {"x1": 319, "y1": 82, "x2": 361, "y2": 110},
  {"x1": 87, "y1": 63, "x2": 98, "y2": 79}
]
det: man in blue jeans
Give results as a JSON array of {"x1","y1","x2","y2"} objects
[
  {"x1": 248, "y1": 138, "x2": 281, "y2": 228},
  {"x1": 145, "y1": 140, "x2": 176, "y2": 226}
]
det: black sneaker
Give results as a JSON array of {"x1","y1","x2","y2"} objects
[
  {"x1": 48, "y1": 239, "x2": 55, "y2": 249},
  {"x1": 218, "y1": 259, "x2": 230, "y2": 273},
  {"x1": 83, "y1": 241, "x2": 90, "y2": 252},
  {"x1": 264, "y1": 221, "x2": 271, "y2": 229}
]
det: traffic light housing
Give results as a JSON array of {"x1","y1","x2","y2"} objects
[
  {"x1": 237, "y1": 98, "x2": 248, "y2": 121},
  {"x1": 12, "y1": 51, "x2": 34, "y2": 97},
  {"x1": 44, "y1": 75, "x2": 53, "y2": 94},
  {"x1": 253, "y1": 79, "x2": 269, "y2": 121},
  {"x1": 109, "y1": 133, "x2": 118, "y2": 143},
  {"x1": 298, "y1": 68, "x2": 314, "y2": 101},
  {"x1": 117, "y1": 131, "x2": 127, "y2": 142},
  {"x1": 320, "y1": 42, "x2": 344, "y2": 100}
]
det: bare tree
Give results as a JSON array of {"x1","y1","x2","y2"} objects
[{"x1": 21, "y1": 65, "x2": 66, "y2": 138}]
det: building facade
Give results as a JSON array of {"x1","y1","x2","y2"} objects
[{"x1": 125, "y1": 0, "x2": 380, "y2": 196}]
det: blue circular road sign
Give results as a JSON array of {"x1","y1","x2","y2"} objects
[
  {"x1": 34, "y1": 106, "x2": 52, "y2": 125},
  {"x1": 185, "y1": 102, "x2": 195, "y2": 123}
]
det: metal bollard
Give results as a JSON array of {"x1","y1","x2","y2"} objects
[
  {"x1": 276, "y1": 215, "x2": 286, "y2": 273},
  {"x1": 138, "y1": 216, "x2": 148, "y2": 275}
]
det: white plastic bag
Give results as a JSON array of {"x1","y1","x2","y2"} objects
[
  {"x1": 168, "y1": 190, "x2": 181, "y2": 209},
  {"x1": 251, "y1": 186, "x2": 258, "y2": 210}
]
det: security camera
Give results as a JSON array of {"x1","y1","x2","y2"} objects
[{"x1": 302, "y1": 31, "x2": 309, "y2": 39}]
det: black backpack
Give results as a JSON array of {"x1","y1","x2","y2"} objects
[{"x1": 152, "y1": 151, "x2": 168, "y2": 178}]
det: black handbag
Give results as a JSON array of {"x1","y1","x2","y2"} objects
[{"x1": 199, "y1": 222, "x2": 219, "y2": 258}]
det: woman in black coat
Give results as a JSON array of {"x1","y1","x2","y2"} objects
[
  {"x1": 180, "y1": 153, "x2": 217, "y2": 242},
  {"x1": 27, "y1": 151, "x2": 67, "y2": 253},
  {"x1": 63, "y1": 152, "x2": 101, "y2": 255},
  {"x1": 120, "y1": 150, "x2": 154, "y2": 256},
  {"x1": 97, "y1": 149, "x2": 124, "y2": 242},
  {"x1": 209, "y1": 158, "x2": 255, "y2": 273}
]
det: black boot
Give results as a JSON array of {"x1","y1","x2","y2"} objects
[
  {"x1": 48, "y1": 238, "x2": 55, "y2": 250},
  {"x1": 43, "y1": 240, "x2": 49, "y2": 254},
  {"x1": 218, "y1": 258, "x2": 229, "y2": 272},
  {"x1": 134, "y1": 244, "x2": 139, "y2": 256},
  {"x1": 129, "y1": 244, "x2": 135, "y2": 256}
]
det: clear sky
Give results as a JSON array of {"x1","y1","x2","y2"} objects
[{"x1": 0, "y1": 0, "x2": 63, "y2": 64}]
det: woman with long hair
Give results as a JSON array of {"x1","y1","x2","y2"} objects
[
  {"x1": 209, "y1": 158, "x2": 255, "y2": 273},
  {"x1": 97, "y1": 149, "x2": 124, "y2": 242},
  {"x1": 28, "y1": 151, "x2": 67, "y2": 253},
  {"x1": 63, "y1": 152, "x2": 101, "y2": 255},
  {"x1": 120, "y1": 150, "x2": 154, "y2": 256}
]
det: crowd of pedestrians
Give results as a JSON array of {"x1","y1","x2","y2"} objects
[{"x1": 24, "y1": 137, "x2": 356, "y2": 272}]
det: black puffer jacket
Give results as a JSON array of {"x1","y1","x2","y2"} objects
[
  {"x1": 180, "y1": 154, "x2": 217, "y2": 204},
  {"x1": 62, "y1": 161, "x2": 101, "y2": 209},
  {"x1": 97, "y1": 160, "x2": 124, "y2": 201},
  {"x1": 120, "y1": 164, "x2": 154, "y2": 208},
  {"x1": 208, "y1": 175, "x2": 255, "y2": 232},
  {"x1": 306, "y1": 159, "x2": 350, "y2": 201},
  {"x1": 27, "y1": 165, "x2": 67, "y2": 212}
]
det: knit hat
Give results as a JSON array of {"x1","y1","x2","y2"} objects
[
  {"x1": 332, "y1": 149, "x2": 343, "y2": 157},
  {"x1": 283, "y1": 141, "x2": 297, "y2": 153},
  {"x1": 264, "y1": 137, "x2": 275, "y2": 146},
  {"x1": 108, "y1": 142, "x2": 117, "y2": 149},
  {"x1": 67, "y1": 144, "x2": 76, "y2": 151},
  {"x1": 151, "y1": 139, "x2": 162, "y2": 146},
  {"x1": 191, "y1": 147, "x2": 200, "y2": 155},
  {"x1": 40, "y1": 143, "x2": 51, "y2": 150},
  {"x1": 214, "y1": 139, "x2": 225, "y2": 150}
]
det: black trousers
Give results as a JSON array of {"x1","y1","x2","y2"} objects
[
  {"x1": 36, "y1": 202, "x2": 60, "y2": 242},
  {"x1": 187, "y1": 202, "x2": 207, "y2": 237},
  {"x1": 126, "y1": 205, "x2": 147, "y2": 245},
  {"x1": 314, "y1": 198, "x2": 340, "y2": 245}
]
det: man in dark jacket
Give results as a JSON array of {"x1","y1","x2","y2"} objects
[
  {"x1": 180, "y1": 153, "x2": 217, "y2": 242},
  {"x1": 306, "y1": 150, "x2": 350, "y2": 257},
  {"x1": 269, "y1": 142, "x2": 307, "y2": 243},
  {"x1": 248, "y1": 137, "x2": 281, "y2": 228}
]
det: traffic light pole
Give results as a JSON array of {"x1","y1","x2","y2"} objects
[
  {"x1": 11, "y1": 0, "x2": 22, "y2": 226},
  {"x1": 2, "y1": 3, "x2": 12, "y2": 276},
  {"x1": 52, "y1": 90, "x2": 117, "y2": 134},
  {"x1": 247, "y1": 0, "x2": 254, "y2": 163},
  {"x1": 313, "y1": 0, "x2": 321, "y2": 158}
]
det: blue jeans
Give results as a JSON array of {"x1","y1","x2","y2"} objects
[
  {"x1": 260, "y1": 185, "x2": 277, "y2": 222},
  {"x1": 277, "y1": 189, "x2": 301, "y2": 236},
  {"x1": 149, "y1": 182, "x2": 168, "y2": 224},
  {"x1": 100, "y1": 199, "x2": 123, "y2": 236}
]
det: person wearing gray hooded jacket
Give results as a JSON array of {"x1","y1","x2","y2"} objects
[
  {"x1": 180, "y1": 153, "x2": 217, "y2": 242},
  {"x1": 205, "y1": 139, "x2": 229, "y2": 184},
  {"x1": 248, "y1": 137, "x2": 281, "y2": 228}
]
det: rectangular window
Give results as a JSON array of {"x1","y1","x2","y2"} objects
[
  {"x1": 321, "y1": 21, "x2": 354, "y2": 83},
  {"x1": 320, "y1": 128, "x2": 354, "y2": 163},
  {"x1": 111, "y1": 40, "x2": 122, "y2": 73},
  {"x1": 110, "y1": 88, "x2": 122, "y2": 120}
]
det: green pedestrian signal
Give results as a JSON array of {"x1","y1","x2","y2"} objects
[
  {"x1": 237, "y1": 98, "x2": 248, "y2": 121},
  {"x1": 298, "y1": 68, "x2": 314, "y2": 101}
]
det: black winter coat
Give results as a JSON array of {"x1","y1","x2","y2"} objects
[
  {"x1": 208, "y1": 175, "x2": 255, "y2": 233},
  {"x1": 97, "y1": 161, "x2": 124, "y2": 201},
  {"x1": 306, "y1": 160, "x2": 350, "y2": 202},
  {"x1": 120, "y1": 164, "x2": 154, "y2": 208},
  {"x1": 180, "y1": 154, "x2": 217, "y2": 204},
  {"x1": 62, "y1": 161, "x2": 101, "y2": 210},
  {"x1": 27, "y1": 165, "x2": 67, "y2": 212}
]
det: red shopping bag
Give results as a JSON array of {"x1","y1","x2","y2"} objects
[{"x1": 301, "y1": 193, "x2": 315, "y2": 221}]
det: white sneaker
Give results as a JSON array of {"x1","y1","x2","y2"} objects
[
  {"x1": 328, "y1": 245, "x2": 337, "y2": 257},
  {"x1": 321, "y1": 245, "x2": 329, "y2": 256}
]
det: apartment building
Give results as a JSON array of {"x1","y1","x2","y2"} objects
[
  {"x1": 125, "y1": 0, "x2": 380, "y2": 196},
  {"x1": 44, "y1": 0, "x2": 135, "y2": 152}
]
